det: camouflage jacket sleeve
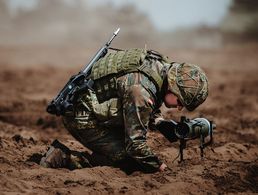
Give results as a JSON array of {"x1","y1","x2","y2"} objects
[{"x1": 121, "y1": 73, "x2": 162, "y2": 173}]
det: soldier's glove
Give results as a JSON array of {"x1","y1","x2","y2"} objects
[{"x1": 155, "y1": 120, "x2": 178, "y2": 143}]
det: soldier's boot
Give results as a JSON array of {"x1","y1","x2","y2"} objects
[
  {"x1": 40, "y1": 139, "x2": 71, "y2": 168},
  {"x1": 40, "y1": 139, "x2": 92, "y2": 169},
  {"x1": 69, "y1": 151, "x2": 93, "y2": 170}
]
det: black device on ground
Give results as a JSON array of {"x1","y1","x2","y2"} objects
[
  {"x1": 175, "y1": 116, "x2": 215, "y2": 162},
  {"x1": 156, "y1": 116, "x2": 216, "y2": 162}
]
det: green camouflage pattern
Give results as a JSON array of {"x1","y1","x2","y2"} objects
[
  {"x1": 61, "y1": 52, "x2": 208, "y2": 172},
  {"x1": 91, "y1": 48, "x2": 147, "y2": 80},
  {"x1": 63, "y1": 58, "x2": 169, "y2": 172},
  {"x1": 90, "y1": 49, "x2": 164, "y2": 104},
  {"x1": 167, "y1": 63, "x2": 208, "y2": 111}
]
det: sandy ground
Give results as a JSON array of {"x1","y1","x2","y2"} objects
[{"x1": 0, "y1": 44, "x2": 257, "y2": 194}]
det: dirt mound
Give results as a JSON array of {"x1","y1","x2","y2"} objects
[{"x1": 0, "y1": 44, "x2": 258, "y2": 194}]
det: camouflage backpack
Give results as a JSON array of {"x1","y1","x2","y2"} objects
[{"x1": 90, "y1": 48, "x2": 168, "y2": 103}]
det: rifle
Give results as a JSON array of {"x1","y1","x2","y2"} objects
[
  {"x1": 156, "y1": 116, "x2": 216, "y2": 162},
  {"x1": 46, "y1": 28, "x2": 120, "y2": 116}
]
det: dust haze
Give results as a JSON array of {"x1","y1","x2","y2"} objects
[
  {"x1": 0, "y1": 0, "x2": 157, "y2": 47},
  {"x1": 0, "y1": 0, "x2": 161, "y2": 66},
  {"x1": 0, "y1": 0, "x2": 257, "y2": 66},
  {"x1": 0, "y1": 0, "x2": 258, "y2": 194}
]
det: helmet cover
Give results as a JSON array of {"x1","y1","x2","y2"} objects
[{"x1": 167, "y1": 63, "x2": 208, "y2": 111}]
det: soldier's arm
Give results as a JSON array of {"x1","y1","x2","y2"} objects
[{"x1": 122, "y1": 83, "x2": 162, "y2": 173}]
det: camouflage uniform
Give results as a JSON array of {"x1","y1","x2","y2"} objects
[
  {"x1": 41, "y1": 48, "x2": 208, "y2": 173},
  {"x1": 63, "y1": 55, "x2": 169, "y2": 173}
]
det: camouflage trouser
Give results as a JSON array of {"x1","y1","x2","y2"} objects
[
  {"x1": 62, "y1": 72, "x2": 162, "y2": 173},
  {"x1": 63, "y1": 89, "x2": 127, "y2": 164}
]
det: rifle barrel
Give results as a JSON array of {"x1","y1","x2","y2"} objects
[{"x1": 82, "y1": 28, "x2": 120, "y2": 74}]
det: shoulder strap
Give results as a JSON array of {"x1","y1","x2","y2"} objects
[
  {"x1": 137, "y1": 61, "x2": 163, "y2": 93},
  {"x1": 147, "y1": 50, "x2": 170, "y2": 63}
]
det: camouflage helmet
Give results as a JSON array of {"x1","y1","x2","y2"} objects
[{"x1": 167, "y1": 63, "x2": 208, "y2": 111}]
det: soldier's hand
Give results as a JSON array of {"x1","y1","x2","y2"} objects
[{"x1": 159, "y1": 163, "x2": 167, "y2": 172}]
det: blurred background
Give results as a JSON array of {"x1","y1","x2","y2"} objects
[
  {"x1": 0, "y1": 1, "x2": 258, "y2": 193},
  {"x1": 0, "y1": 0, "x2": 257, "y2": 66}
]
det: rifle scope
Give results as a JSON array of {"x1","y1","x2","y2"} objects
[{"x1": 175, "y1": 116, "x2": 216, "y2": 139}]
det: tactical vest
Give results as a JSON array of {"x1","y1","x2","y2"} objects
[{"x1": 90, "y1": 48, "x2": 168, "y2": 104}]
